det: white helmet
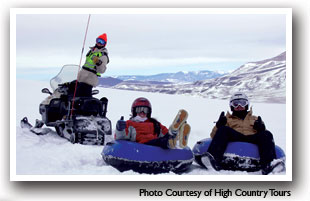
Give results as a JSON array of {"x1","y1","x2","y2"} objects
[
  {"x1": 230, "y1": 92, "x2": 249, "y2": 102},
  {"x1": 230, "y1": 92, "x2": 249, "y2": 110}
]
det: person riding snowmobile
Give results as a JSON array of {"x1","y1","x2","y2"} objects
[
  {"x1": 114, "y1": 97, "x2": 191, "y2": 149},
  {"x1": 20, "y1": 34, "x2": 112, "y2": 144},
  {"x1": 21, "y1": 64, "x2": 112, "y2": 144},
  {"x1": 32, "y1": 33, "x2": 110, "y2": 126},
  {"x1": 203, "y1": 92, "x2": 285, "y2": 175},
  {"x1": 40, "y1": 33, "x2": 110, "y2": 105},
  {"x1": 75, "y1": 33, "x2": 109, "y2": 97}
]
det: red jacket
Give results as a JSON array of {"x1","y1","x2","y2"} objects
[{"x1": 115, "y1": 118, "x2": 169, "y2": 144}]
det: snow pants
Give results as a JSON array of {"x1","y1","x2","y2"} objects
[
  {"x1": 69, "y1": 81, "x2": 93, "y2": 97},
  {"x1": 207, "y1": 126, "x2": 276, "y2": 168},
  {"x1": 144, "y1": 134, "x2": 171, "y2": 149}
]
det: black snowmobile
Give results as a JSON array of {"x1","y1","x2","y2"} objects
[{"x1": 21, "y1": 64, "x2": 112, "y2": 145}]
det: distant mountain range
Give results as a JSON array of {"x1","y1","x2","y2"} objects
[
  {"x1": 187, "y1": 52, "x2": 286, "y2": 103},
  {"x1": 114, "y1": 70, "x2": 226, "y2": 83},
  {"x1": 99, "y1": 52, "x2": 286, "y2": 103},
  {"x1": 98, "y1": 70, "x2": 226, "y2": 87}
]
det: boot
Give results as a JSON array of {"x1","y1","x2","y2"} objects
[
  {"x1": 201, "y1": 152, "x2": 222, "y2": 171},
  {"x1": 168, "y1": 137, "x2": 177, "y2": 149},
  {"x1": 178, "y1": 123, "x2": 191, "y2": 148},
  {"x1": 262, "y1": 160, "x2": 286, "y2": 175},
  {"x1": 170, "y1": 109, "x2": 188, "y2": 132}
]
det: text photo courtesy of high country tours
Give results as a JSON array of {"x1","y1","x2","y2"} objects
[{"x1": 10, "y1": 8, "x2": 292, "y2": 181}]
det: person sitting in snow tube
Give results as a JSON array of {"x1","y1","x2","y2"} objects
[
  {"x1": 115, "y1": 97, "x2": 191, "y2": 149},
  {"x1": 103, "y1": 97, "x2": 192, "y2": 174},
  {"x1": 203, "y1": 92, "x2": 285, "y2": 175}
]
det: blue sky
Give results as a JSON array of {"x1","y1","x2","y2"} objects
[{"x1": 14, "y1": 9, "x2": 287, "y2": 80}]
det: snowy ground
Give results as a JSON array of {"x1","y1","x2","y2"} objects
[{"x1": 14, "y1": 79, "x2": 287, "y2": 177}]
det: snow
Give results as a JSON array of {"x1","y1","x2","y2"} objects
[{"x1": 14, "y1": 79, "x2": 287, "y2": 178}]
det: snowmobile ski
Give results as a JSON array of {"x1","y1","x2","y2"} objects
[{"x1": 20, "y1": 117, "x2": 53, "y2": 135}]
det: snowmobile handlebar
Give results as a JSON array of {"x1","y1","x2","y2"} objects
[
  {"x1": 41, "y1": 88, "x2": 52, "y2": 95},
  {"x1": 92, "y1": 90, "x2": 99, "y2": 95}
]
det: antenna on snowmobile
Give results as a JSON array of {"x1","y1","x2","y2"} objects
[{"x1": 70, "y1": 14, "x2": 91, "y2": 118}]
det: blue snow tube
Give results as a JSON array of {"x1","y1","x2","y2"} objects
[
  {"x1": 102, "y1": 140, "x2": 194, "y2": 174},
  {"x1": 193, "y1": 138, "x2": 285, "y2": 172}
]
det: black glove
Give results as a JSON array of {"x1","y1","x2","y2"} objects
[
  {"x1": 216, "y1": 111, "x2": 227, "y2": 128},
  {"x1": 116, "y1": 116, "x2": 126, "y2": 131},
  {"x1": 96, "y1": 60, "x2": 102, "y2": 66},
  {"x1": 253, "y1": 116, "x2": 266, "y2": 132}
]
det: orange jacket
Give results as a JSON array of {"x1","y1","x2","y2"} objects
[{"x1": 115, "y1": 119, "x2": 169, "y2": 144}]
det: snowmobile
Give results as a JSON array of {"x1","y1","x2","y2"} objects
[{"x1": 21, "y1": 64, "x2": 112, "y2": 145}]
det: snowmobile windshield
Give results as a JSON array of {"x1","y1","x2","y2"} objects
[{"x1": 50, "y1": 65, "x2": 79, "y2": 91}]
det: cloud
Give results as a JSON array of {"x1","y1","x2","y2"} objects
[{"x1": 15, "y1": 11, "x2": 287, "y2": 74}]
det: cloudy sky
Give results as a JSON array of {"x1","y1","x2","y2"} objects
[{"x1": 14, "y1": 8, "x2": 287, "y2": 80}]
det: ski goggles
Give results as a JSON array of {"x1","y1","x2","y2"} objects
[
  {"x1": 135, "y1": 106, "x2": 150, "y2": 114},
  {"x1": 230, "y1": 99, "x2": 249, "y2": 108},
  {"x1": 96, "y1": 38, "x2": 106, "y2": 45}
]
